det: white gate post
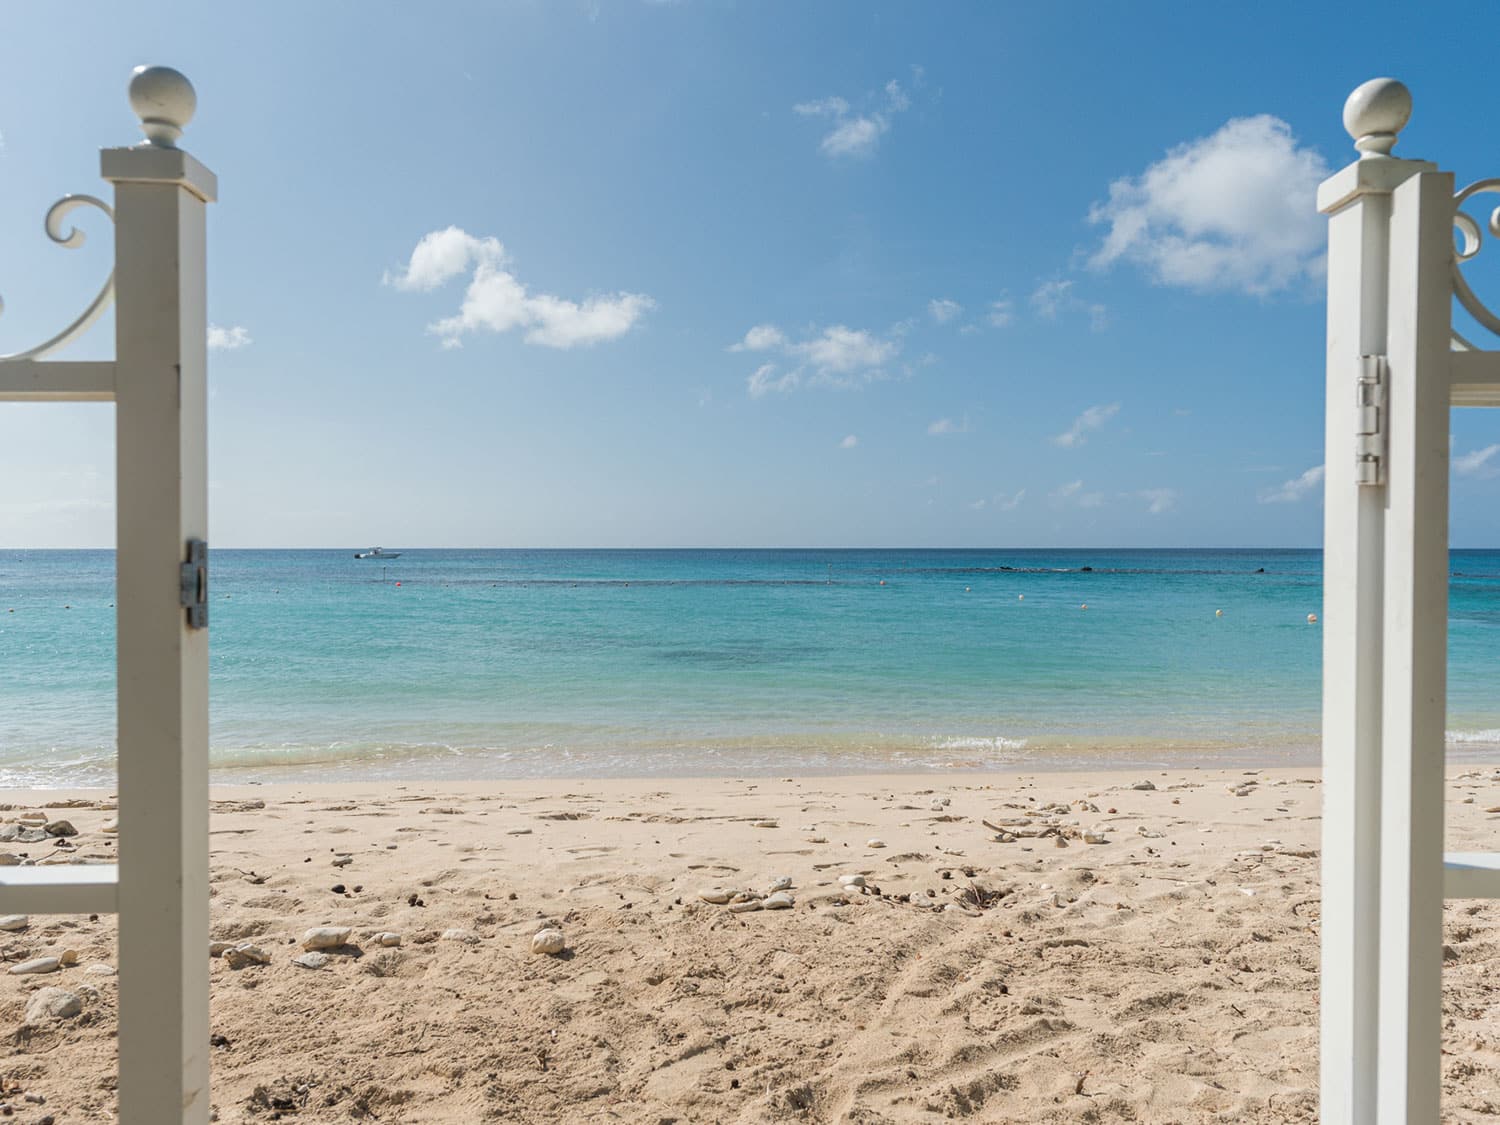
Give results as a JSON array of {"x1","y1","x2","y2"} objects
[
  {"x1": 1376, "y1": 165, "x2": 1453, "y2": 1122},
  {"x1": 103, "y1": 67, "x2": 216, "y2": 1124},
  {"x1": 1315, "y1": 79, "x2": 1432, "y2": 1124}
]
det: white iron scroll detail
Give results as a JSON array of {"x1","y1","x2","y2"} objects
[
  {"x1": 1452, "y1": 178, "x2": 1500, "y2": 352},
  {"x1": 0, "y1": 194, "x2": 116, "y2": 362}
]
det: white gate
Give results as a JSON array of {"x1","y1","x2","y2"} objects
[
  {"x1": 0, "y1": 66, "x2": 214, "y2": 1123},
  {"x1": 1320, "y1": 78, "x2": 1500, "y2": 1123}
]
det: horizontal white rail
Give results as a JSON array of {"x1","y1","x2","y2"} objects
[
  {"x1": 0, "y1": 360, "x2": 116, "y2": 402},
  {"x1": 1450, "y1": 350, "x2": 1500, "y2": 407},
  {"x1": 1443, "y1": 852, "x2": 1500, "y2": 898},
  {"x1": 0, "y1": 864, "x2": 119, "y2": 914}
]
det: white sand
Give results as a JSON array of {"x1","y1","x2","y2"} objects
[{"x1": 4, "y1": 765, "x2": 1500, "y2": 1122}]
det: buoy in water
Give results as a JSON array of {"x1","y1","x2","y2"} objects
[
  {"x1": 1018, "y1": 594, "x2": 1024, "y2": 600},
  {"x1": 1307, "y1": 613, "x2": 1317, "y2": 624},
  {"x1": 1080, "y1": 603, "x2": 1088, "y2": 610},
  {"x1": 964, "y1": 586, "x2": 971, "y2": 592},
  {"x1": 1215, "y1": 609, "x2": 1223, "y2": 617},
  {"x1": 879, "y1": 580, "x2": 886, "y2": 586}
]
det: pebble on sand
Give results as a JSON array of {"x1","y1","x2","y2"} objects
[
  {"x1": 374, "y1": 932, "x2": 402, "y2": 947},
  {"x1": 866, "y1": 838, "x2": 887, "y2": 849},
  {"x1": 43, "y1": 820, "x2": 77, "y2": 838},
  {"x1": 0, "y1": 915, "x2": 28, "y2": 932},
  {"x1": 838, "y1": 874, "x2": 866, "y2": 888},
  {"x1": 767, "y1": 876, "x2": 793, "y2": 892},
  {"x1": 301, "y1": 926, "x2": 352, "y2": 951},
  {"x1": 531, "y1": 928, "x2": 566, "y2": 956},
  {"x1": 9, "y1": 951, "x2": 78, "y2": 975},
  {"x1": 698, "y1": 888, "x2": 734, "y2": 904},
  {"x1": 223, "y1": 944, "x2": 270, "y2": 969},
  {"x1": 764, "y1": 891, "x2": 795, "y2": 910},
  {"x1": 25, "y1": 987, "x2": 81, "y2": 1023},
  {"x1": 1082, "y1": 827, "x2": 1108, "y2": 844},
  {"x1": 293, "y1": 952, "x2": 330, "y2": 970},
  {"x1": 728, "y1": 899, "x2": 763, "y2": 913},
  {"x1": 1132, "y1": 780, "x2": 1156, "y2": 791},
  {"x1": 441, "y1": 928, "x2": 479, "y2": 945}
]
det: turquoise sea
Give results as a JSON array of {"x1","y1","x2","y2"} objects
[{"x1": 2, "y1": 548, "x2": 1499, "y2": 786}]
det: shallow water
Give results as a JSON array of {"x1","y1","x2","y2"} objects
[{"x1": 2, "y1": 547, "x2": 1498, "y2": 784}]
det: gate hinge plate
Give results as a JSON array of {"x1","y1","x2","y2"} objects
[
  {"x1": 1356, "y1": 355, "x2": 1387, "y2": 487},
  {"x1": 179, "y1": 538, "x2": 208, "y2": 630}
]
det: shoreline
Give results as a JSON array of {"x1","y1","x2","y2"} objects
[{"x1": 5, "y1": 765, "x2": 1500, "y2": 1120}]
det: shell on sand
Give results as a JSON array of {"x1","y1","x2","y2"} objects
[
  {"x1": 698, "y1": 888, "x2": 733, "y2": 905},
  {"x1": 293, "y1": 952, "x2": 330, "y2": 970},
  {"x1": 301, "y1": 926, "x2": 352, "y2": 951}
]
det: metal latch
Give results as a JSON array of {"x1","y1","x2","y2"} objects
[
  {"x1": 179, "y1": 538, "x2": 208, "y2": 629},
  {"x1": 1356, "y1": 355, "x2": 1386, "y2": 486}
]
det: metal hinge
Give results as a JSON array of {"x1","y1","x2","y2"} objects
[
  {"x1": 1356, "y1": 355, "x2": 1387, "y2": 486},
  {"x1": 179, "y1": 538, "x2": 208, "y2": 629}
]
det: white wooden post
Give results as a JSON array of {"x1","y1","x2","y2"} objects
[
  {"x1": 1376, "y1": 165, "x2": 1453, "y2": 1122},
  {"x1": 1316, "y1": 79, "x2": 1432, "y2": 1124},
  {"x1": 103, "y1": 67, "x2": 216, "y2": 1124}
]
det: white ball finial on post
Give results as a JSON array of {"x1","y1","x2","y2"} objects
[
  {"x1": 128, "y1": 65, "x2": 197, "y2": 148},
  {"x1": 1343, "y1": 77, "x2": 1411, "y2": 159}
]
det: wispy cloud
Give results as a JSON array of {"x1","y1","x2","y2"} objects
[
  {"x1": 386, "y1": 226, "x2": 654, "y2": 350},
  {"x1": 1454, "y1": 443, "x2": 1500, "y2": 478},
  {"x1": 735, "y1": 322, "x2": 900, "y2": 398},
  {"x1": 927, "y1": 417, "x2": 970, "y2": 436},
  {"x1": 1088, "y1": 115, "x2": 1331, "y2": 296},
  {"x1": 1031, "y1": 280, "x2": 1074, "y2": 320},
  {"x1": 207, "y1": 324, "x2": 251, "y2": 350},
  {"x1": 839, "y1": 434, "x2": 858, "y2": 449},
  {"x1": 1259, "y1": 464, "x2": 1325, "y2": 503},
  {"x1": 1054, "y1": 403, "x2": 1121, "y2": 448},
  {"x1": 1052, "y1": 479, "x2": 1105, "y2": 509},
  {"x1": 794, "y1": 71, "x2": 921, "y2": 159},
  {"x1": 997, "y1": 488, "x2": 1025, "y2": 511},
  {"x1": 1136, "y1": 488, "x2": 1178, "y2": 515},
  {"x1": 928, "y1": 298, "x2": 962, "y2": 324},
  {"x1": 987, "y1": 299, "x2": 1014, "y2": 328}
]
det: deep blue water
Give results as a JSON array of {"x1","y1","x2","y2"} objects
[{"x1": 1, "y1": 548, "x2": 1498, "y2": 784}]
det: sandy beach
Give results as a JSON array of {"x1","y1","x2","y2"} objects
[{"x1": 3, "y1": 766, "x2": 1500, "y2": 1122}]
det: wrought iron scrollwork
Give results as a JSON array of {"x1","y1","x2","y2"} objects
[
  {"x1": 0, "y1": 194, "x2": 116, "y2": 362},
  {"x1": 1452, "y1": 179, "x2": 1500, "y2": 351}
]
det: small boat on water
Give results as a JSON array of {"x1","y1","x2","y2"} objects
[{"x1": 354, "y1": 547, "x2": 401, "y2": 560}]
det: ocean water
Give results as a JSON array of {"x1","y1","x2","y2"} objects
[{"x1": 1, "y1": 548, "x2": 1498, "y2": 786}]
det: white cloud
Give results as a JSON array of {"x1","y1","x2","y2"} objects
[
  {"x1": 1031, "y1": 280, "x2": 1073, "y2": 319},
  {"x1": 997, "y1": 488, "x2": 1025, "y2": 511},
  {"x1": 1054, "y1": 402, "x2": 1121, "y2": 448},
  {"x1": 1089, "y1": 304, "x2": 1109, "y2": 333},
  {"x1": 1454, "y1": 443, "x2": 1500, "y2": 478},
  {"x1": 388, "y1": 226, "x2": 654, "y2": 350},
  {"x1": 1052, "y1": 479, "x2": 1105, "y2": 509},
  {"x1": 207, "y1": 324, "x2": 251, "y2": 351},
  {"x1": 1260, "y1": 464, "x2": 1325, "y2": 503},
  {"x1": 929, "y1": 298, "x2": 962, "y2": 324},
  {"x1": 794, "y1": 76, "x2": 916, "y2": 159},
  {"x1": 1088, "y1": 115, "x2": 1332, "y2": 296},
  {"x1": 927, "y1": 417, "x2": 969, "y2": 436},
  {"x1": 737, "y1": 322, "x2": 900, "y2": 396},
  {"x1": 987, "y1": 299, "x2": 1014, "y2": 328},
  {"x1": 839, "y1": 434, "x2": 858, "y2": 449},
  {"x1": 1137, "y1": 488, "x2": 1178, "y2": 514},
  {"x1": 732, "y1": 324, "x2": 788, "y2": 352},
  {"x1": 747, "y1": 363, "x2": 800, "y2": 399},
  {"x1": 384, "y1": 227, "x2": 501, "y2": 291},
  {"x1": 968, "y1": 497, "x2": 987, "y2": 510}
]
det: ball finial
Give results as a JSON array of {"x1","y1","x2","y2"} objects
[
  {"x1": 1343, "y1": 77, "x2": 1411, "y2": 159},
  {"x1": 128, "y1": 65, "x2": 196, "y2": 148}
]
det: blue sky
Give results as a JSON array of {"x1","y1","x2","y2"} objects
[{"x1": 1, "y1": 0, "x2": 1497, "y2": 547}]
